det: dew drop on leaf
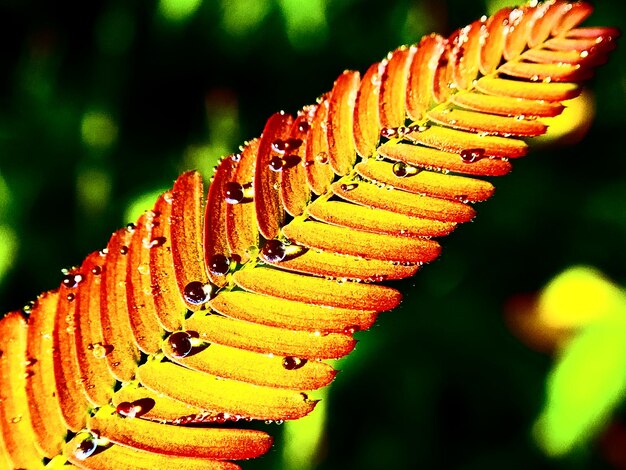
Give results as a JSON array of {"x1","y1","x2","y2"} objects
[
  {"x1": 380, "y1": 127, "x2": 397, "y2": 138},
  {"x1": 343, "y1": 324, "x2": 361, "y2": 335},
  {"x1": 116, "y1": 401, "x2": 145, "y2": 418},
  {"x1": 269, "y1": 156, "x2": 284, "y2": 172},
  {"x1": 209, "y1": 254, "x2": 231, "y2": 276},
  {"x1": 262, "y1": 239, "x2": 287, "y2": 263},
  {"x1": 183, "y1": 281, "x2": 214, "y2": 305},
  {"x1": 62, "y1": 273, "x2": 83, "y2": 289},
  {"x1": 282, "y1": 356, "x2": 307, "y2": 370},
  {"x1": 22, "y1": 302, "x2": 34, "y2": 315},
  {"x1": 224, "y1": 182, "x2": 244, "y2": 204},
  {"x1": 287, "y1": 138, "x2": 303, "y2": 150},
  {"x1": 168, "y1": 331, "x2": 193, "y2": 358},
  {"x1": 297, "y1": 121, "x2": 309, "y2": 133},
  {"x1": 74, "y1": 432, "x2": 98, "y2": 461},
  {"x1": 144, "y1": 236, "x2": 166, "y2": 249},
  {"x1": 272, "y1": 139, "x2": 287, "y2": 154},
  {"x1": 119, "y1": 246, "x2": 129, "y2": 255},
  {"x1": 90, "y1": 343, "x2": 109, "y2": 359},
  {"x1": 340, "y1": 183, "x2": 358, "y2": 192},
  {"x1": 91, "y1": 265, "x2": 102, "y2": 275},
  {"x1": 392, "y1": 161, "x2": 419, "y2": 178},
  {"x1": 137, "y1": 264, "x2": 149, "y2": 275},
  {"x1": 460, "y1": 148, "x2": 485, "y2": 163},
  {"x1": 315, "y1": 152, "x2": 329, "y2": 164}
]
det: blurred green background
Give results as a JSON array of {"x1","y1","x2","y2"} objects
[{"x1": 0, "y1": 0, "x2": 625, "y2": 469}]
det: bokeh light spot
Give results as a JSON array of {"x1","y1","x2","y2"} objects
[
  {"x1": 77, "y1": 168, "x2": 112, "y2": 214},
  {"x1": 282, "y1": 388, "x2": 328, "y2": 469},
  {"x1": 0, "y1": 225, "x2": 18, "y2": 285},
  {"x1": 539, "y1": 265, "x2": 626, "y2": 329},
  {"x1": 81, "y1": 111, "x2": 118, "y2": 149},
  {"x1": 278, "y1": 0, "x2": 328, "y2": 50},
  {"x1": 158, "y1": 0, "x2": 202, "y2": 22},
  {"x1": 220, "y1": 0, "x2": 270, "y2": 38},
  {"x1": 535, "y1": 318, "x2": 626, "y2": 456}
]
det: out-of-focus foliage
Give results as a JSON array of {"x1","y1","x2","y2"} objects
[
  {"x1": 0, "y1": 0, "x2": 624, "y2": 469},
  {"x1": 521, "y1": 267, "x2": 626, "y2": 457}
]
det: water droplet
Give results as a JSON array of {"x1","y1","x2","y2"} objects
[
  {"x1": 120, "y1": 246, "x2": 128, "y2": 255},
  {"x1": 343, "y1": 324, "x2": 361, "y2": 335},
  {"x1": 380, "y1": 127, "x2": 397, "y2": 138},
  {"x1": 283, "y1": 155, "x2": 301, "y2": 169},
  {"x1": 213, "y1": 412, "x2": 227, "y2": 423},
  {"x1": 209, "y1": 254, "x2": 231, "y2": 276},
  {"x1": 269, "y1": 156, "x2": 284, "y2": 172},
  {"x1": 144, "y1": 237, "x2": 166, "y2": 249},
  {"x1": 276, "y1": 419, "x2": 284, "y2": 425},
  {"x1": 272, "y1": 139, "x2": 287, "y2": 154},
  {"x1": 282, "y1": 356, "x2": 307, "y2": 370},
  {"x1": 22, "y1": 302, "x2": 34, "y2": 314},
  {"x1": 183, "y1": 281, "x2": 215, "y2": 305},
  {"x1": 315, "y1": 152, "x2": 329, "y2": 164},
  {"x1": 460, "y1": 148, "x2": 485, "y2": 163},
  {"x1": 24, "y1": 370, "x2": 35, "y2": 379},
  {"x1": 392, "y1": 162, "x2": 419, "y2": 178},
  {"x1": 62, "y1": 273, "x2": 83, "y2": 289},
  {"x1": 340, "y1": 183, "x2": 358, "y2": 192},
  {"x1": 10, "y1": 415, "x2": 22, "y2": 424},
  {"x1": 90, "y1": 342, "x2": 109, "y2": 359},
  {"x1": 116, "y1": 401, "x2": 145, "y2": 418},
  {"x1": 174, "y1": 414, "x2": 194, "y2": 425},
  {"x1": 91, "y1": 265, "x2": 102, "y2": 275},
  {"x1": 409, "y1": 124, "x2": 430, "y2": 133},
  {"x1": 262, "y1": 240, "x2": 287, "y2": 263},
  {"x1": 74, "y1": 432, "x2": 98, "y2": 461},
  {"x1": 224, "y1": 182, "x2": 244, "y2": 204},
  {"x1": 273, "y1": 182, "x2": 280, "y2": 190},
  {"x1": 246, "y1": 245, "x2": 259, "y2": 258},
  {"x1": 137, "y1": 264, "x2": 149, "y2": 275},
  {"x1": 297, "y1": 121, "x2": 309, "y2": 133},
  {"x1": 231, "y1": 153, "x2": 241, "y2": 162},
  {"x1": 66, "y1": 293, "x2": 75, "y2": 302},
  {"x1": 168, "y1": 331, "x2": 193, "y2": 358},
  {"x1": 126, "y1": 223, "x2": 136, "y2": 232},
  {"x1": 287, "y1": 138, "x2": 303, "y2": 150}
]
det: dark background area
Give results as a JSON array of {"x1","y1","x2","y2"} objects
[{"x1": 0, "y1": 1, "x2": 625, "y2": 468}]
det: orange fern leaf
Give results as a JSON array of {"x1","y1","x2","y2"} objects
[{"x1": 0, "y1": 1, "x2": 619, "y2": 468}]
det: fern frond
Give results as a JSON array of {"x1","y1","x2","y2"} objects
[{"x1": 0, "y1": 1, "x2": 619, "y2": 468}]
